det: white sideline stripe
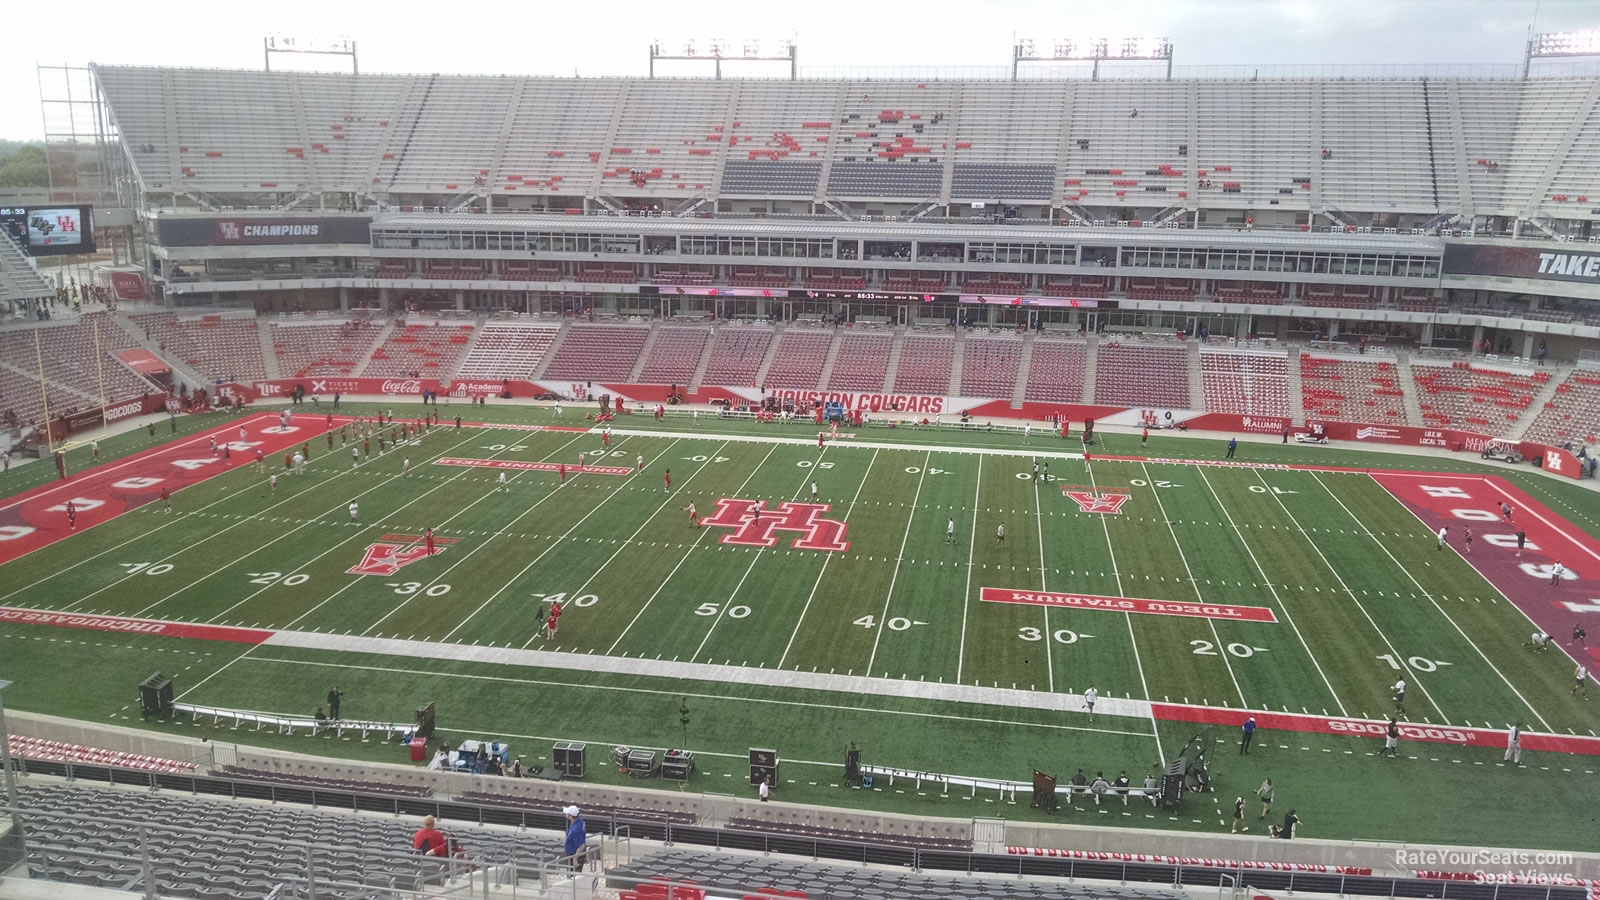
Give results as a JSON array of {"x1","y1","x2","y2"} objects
[
  {"x1": 606, "y1": 427, "x2": 1081, "y2": 461},
  {"x1": 261, "y1": 629, "x2": 1155, "y2": 718}
]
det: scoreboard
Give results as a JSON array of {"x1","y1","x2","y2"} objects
[{"x1": 0, "y1": 205, "x2": 96, "y2": 256}]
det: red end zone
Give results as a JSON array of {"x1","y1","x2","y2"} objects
[
  {"x1": 982, "y1": 588, "x2": 1277, "y2": 622},
  {"x1": 0, "y1": 414, "x2": 337, "y2": 566},
  {"x1": 1152, "y1": 702, "x2": 1600, "y2": 755},
  {"x1": 433, "y1": 457, "x2": 634, "y2": 476},
  {"x1": 1371, "y1": 472, "x2": 1600, "y2": 665}
]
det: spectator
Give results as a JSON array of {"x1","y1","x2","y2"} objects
[
  {"x1": 1089, "y1": 771, "x2": 1110, "y2": 803},
  {"x1": 1269, "y1": 809, "x2": 1300, "y2": 839},
  {"x1": 562, "y1": 806, "x2": 587, "y2": 872},
  {"x1": 413, "y1": 815, "x2": 447, "y2": 856}
]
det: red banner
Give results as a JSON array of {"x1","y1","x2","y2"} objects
[{"x1": 981, "y1": 588, "x2": 1277, "y2": 622}]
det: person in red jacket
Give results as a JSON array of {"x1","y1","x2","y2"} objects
[{"x1": 413, "y1": 816, "x2": 447, "y2": 856}]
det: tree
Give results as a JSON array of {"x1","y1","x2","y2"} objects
[{"x1": 0, "y1": 143, "x2": 48, "y2": 188}]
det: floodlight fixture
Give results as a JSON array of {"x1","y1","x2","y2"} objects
[
  {"x1": 1013, "y1": 36, "x2": 1173, "y2": 80},
  {"x1": 651, "y1": 36, "x2": 797, "y2": 79},
  {"x1": 1525, "y1": 30, "x2": 1600, "y2": 76}
]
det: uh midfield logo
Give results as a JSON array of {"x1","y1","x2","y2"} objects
[{"x1": 699, "y1": 499, "x2": 851, "y2": 551}]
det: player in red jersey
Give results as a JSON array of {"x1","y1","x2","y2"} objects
[
  {"x1": 601, "y1": 428, "x2": 611, "y2": 449},
  {"x1": 66, "y1": 501, "x2": 77, "y2": 531},
  {"x1": 255, "y1": 449, "x2": 264, "y2": 473},
  {"x1": 818, "y1": 432, "x2": 825, "y2": 450},
  {"x1": 559, "y1": 463, "x2": 567, "y2": 482},
  {"x1": 663, "y1": 468, "x2": 671, "y2": 490},
  {"x1": 636, "y1": 454, "x2": 643, "y2": 474},
  {"x1": 326, "y1": 414, "x2": 333, "y2": 430},
  {"x1": 544, "y1": 612, "x2": 558, "y2": 640},
  {"x1": 550, "y1": 599, "x2": 563, "y2": 627},
  {"x1": 160, "y1": 486, "x2": 172, "y2": 513},
  {"x1": 425, "y1": 528, "x2": 436, "y2": 555},
  {"x1": 284, "y1": 452, "x2": 293, "y2": 471}
]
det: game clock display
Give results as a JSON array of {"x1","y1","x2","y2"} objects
[{"x1": 0, "y1": 205, "x2": 95, "y2": 256}]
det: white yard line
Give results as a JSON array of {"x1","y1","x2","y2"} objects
[
  {"x1": 691, "y1": 443, "x2": 850, "y2": 662},
  {"x1": 778, "y1": 447, "x2": 880, "y2": 669},
  {"x1": 1083, "y1": 458, "x2": 1166, "y2": 765},
  {"x1": 74, "y1": 428, "x2": 487, "y2": 616},
  {"x1": 862, "y1": 450, "x2": 928, "y2": 678},
  {"x1": 436, "y1": 437, "x2": 687, "y2": 642},
  {"x1": 955, "y1": 455, "x2": 983, "y2": 685},
  {"x1": 0, "y1": 422, "x2": 381, "y2": 606},
  {"x1": 1252, "y1": 468, "x2": 1452, "y2": 724},
  {"x1": 1032, "y1": 458, "x2": 1056, "y2": 692},
  {"x1": 1193, "y1": 465, "x2": 1349, "y2": 716},
  {"x1": 1334, "y1": 472, "x2": 1553, "y2": 731},
  {"x1": 1140, "y1": 462, "x2": 1246, "y2": 708},
  {"x1": 176, "y1": 430, "x2": 589, "y2": 700},
  {"x1": 0, "y1": 413, "x2": 279, "y2": 514},
  {"x1": 606, "y1": 427, "x2": 1078, "y2": 461},
  {"x1": 206, "y1": 430, "x2": 578, "y2": 627},
  {"x1": 604, "y1": 444, "x2": 781, "y2": 654},
  {"x1": 511, "y1": 440, "x2": 728, "y2": 650}
]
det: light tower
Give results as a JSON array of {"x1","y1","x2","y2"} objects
[
  {"x1": 264, "y1": 34, "x2": 359, "y2": 74},
  {"x1": 1523, "y1": 30, "x2": 1600, "y2": 78},
  {"x1": 649, "y1": 38, "x2": 797, "y2": 80},
  {"x1": 1012, "y1": 37, "x2": 1174, "y2": 81}
]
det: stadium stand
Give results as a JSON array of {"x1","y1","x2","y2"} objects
[
  {"x1": 962, "y1": 336, "x2": 1024, "y2": 400},
  {"x1": 609, "y1": 848, "x2": 1189, "y2": 900},
  {"x1": 541, "y1": 323, "x2": 651, "y2": 381},
  {"x1": 1201, "y1": 350, "x2": 1292, "y2": 416},
  {"x1": 359, "y1": 321, "x2": 477, "y2": 377},
  {"x1": 1523, "y1": 371, "x2": 1600, "y2": 446},
  {"x1": 1024, "y1": 340, "x2": 1088, "y2": 403},
  {"x1": 455, "y1": 322, "x2": 561, "y2": 379},
  {"x1": 600, "y1": 80, "x2": 733, "y2": 198},
  {"x1": 0, "y1": 316, "x2": 151, "y2": 424},
  {"x1": 456, "y1": 791, "x2": 695, "y2": 826},
  {"x1": 639, "y1": 326, "x2": 712, "y2": 384},
  {"x1": 892, "y1": 334, "x2": 956, "y2": 395},
  {"x1": 18, "y1": 782, "x2": 563, "y2": 898},
  {"x1": 269, "y1": 318, "x2": 379, "y2": 377},
  {"x1": 8, "y1": 735, "x2": 196, "y2": 774},
  {"x1": 826, "y1": 331, "x2": 893, "y2": 391},
  {"x1": 951, "y1": 81, "x2": 1063, "y2": 202},
  {"x1": 718, "y1": 80, "x2": 841, "y2": 197},
  {"x1": 1093, "y1": 343, "x2": 1189, "y2": 408},
  {"x1": 701, "y1": 327, "x2": 774, "y2": 387},
  {"x1": 762, "y1": 328, "x2": 835, "y2": 389},
  {"x1": 827, "y1": 82, "x2": 955, "y2": 200},
  {"x1": 1411, "y1": 361, "x2": 1547, "y2": 429},
  {"x1": 498, "y1": 79, "x2": 626, "y2": 197},
  {"x1": 1300, "y1": 355, "x2": 1408, "y2": 422},
  {"x1": 131, "y1": 311, "x2": 268, "y2": 382}
]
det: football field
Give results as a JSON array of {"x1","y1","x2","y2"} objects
[{"x1": 3, "y1": 404, "x2": 1598, "y2": 850}]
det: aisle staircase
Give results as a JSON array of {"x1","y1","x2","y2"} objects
[
  {"x1": 882, "y1": 328, "x2": 906, "y2": 393},
  {"x1": 627, "y1": 321, "x2": 663, "y2": 382},
  {"x1": 816, "y1": 330, "x2": 845, "y2": 391},
  {"x1": 1080, "y1": 336, "x2": 1098, "y2": 404},
  {"x1": 1010, "y1": 335, "x2": 1034, "y2": 409}
]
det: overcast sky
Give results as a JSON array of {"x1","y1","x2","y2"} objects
[{"x1": 3, "y1": 0, "x2": 1594, "y2": 140}]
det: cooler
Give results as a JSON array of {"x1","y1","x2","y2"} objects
[{"x1": 409, "y1": 736, "x2": 427, "y2": 762}]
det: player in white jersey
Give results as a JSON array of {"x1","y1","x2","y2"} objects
[{"x1": 349, "y1": 502, "x2": 359, "y2": 521}]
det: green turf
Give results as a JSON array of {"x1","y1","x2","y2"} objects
[{"x1": 3, "y1": 400, "x2": 1598, "y2": 850}]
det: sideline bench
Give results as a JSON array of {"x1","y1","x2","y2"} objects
[{"x1": 173, "y1": 702, "x2": 410, "y2": 740}]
